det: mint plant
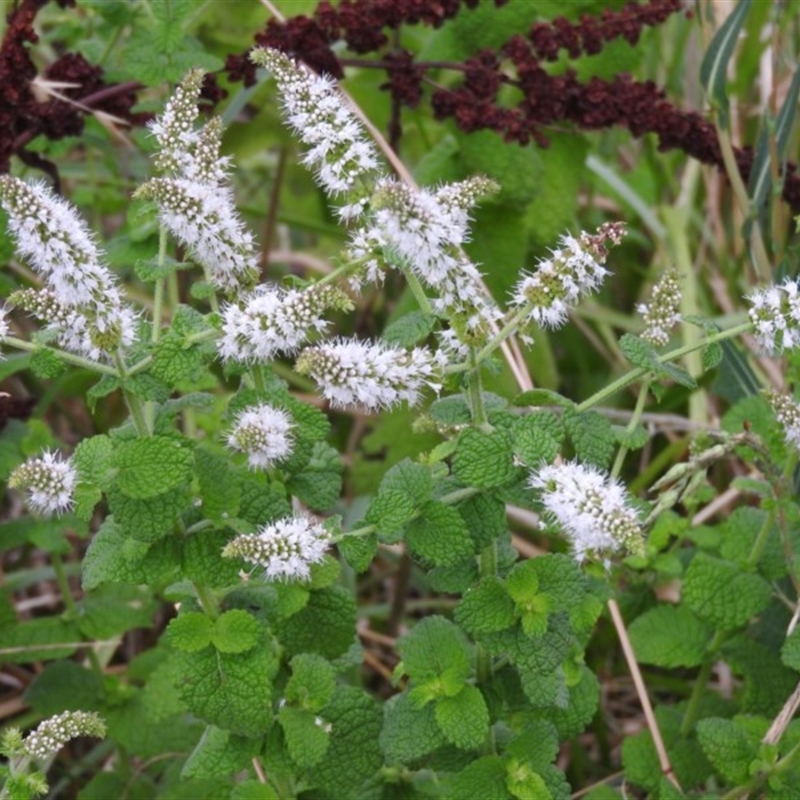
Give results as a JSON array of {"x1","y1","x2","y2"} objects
[{"x1": 3, "y1": 10, "x2": 800, "y2": 797}]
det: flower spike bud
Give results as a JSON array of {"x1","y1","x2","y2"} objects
[
  {"x1": 222, "y1": 516, "x2": 329, "y2": 581},
  {"x1": 433, "y1": 176, "x2": 500, "y2": 212},
  {"x1": 295, "y1": 339, "x2": 442, "y2": 412},
  {"x1": 638, "y1": 268, "x2": 682, "y2": 347},
  {"x1": 765, "y1": 389, "x2": 800, "y2": 452},
  {"x1": 9, "y1": 451, "x2": 78, "y2": 517},
  {"x1": 149, "y1": 67, "x2": 205, "y2": 177},
  {"x1": 218, "y1": 283, "x2": 353, "y2": 363},
  {"x1": 136, "y1": 177, "x2": 258, "y2": 294},
  {"x1": 191, "y1": 116, "x2": 228, "y2": 185},
  {"x1": 747, "y1": 278, "x2": 800, "y2": 354},
  {"x1": 529, "y1": 461, "x2": 644, "y2": 562},
  {"x1": 252, "y1": 47, "x2": 384, "y2": 220},
  {"x1": 227, "y1": 403, "x2": 295, "y2": 469},
  {"x1": 509, "y1": 223, "x2": 625, "y2": 334},
  {"x1": 23, "y1": 711, "x2": 106, "y2": 760}
]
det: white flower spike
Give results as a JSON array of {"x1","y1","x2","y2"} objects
[
  {"x1": 222, "y1": 517, "x2": 330, "y2": 582},
  {"x1": 227, "y1": 403, "x2": 294, "y2": 470},
  {"x1": 9, "y1": 451, "x2": 78, "y2": 517}
]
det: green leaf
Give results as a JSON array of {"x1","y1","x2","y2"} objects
[
  {"x1": 231, "y1": 781, "x2": 280, "y2": 800},
  {"x1": 448, "y1": 756, "x2": 509, "y2": 800},
  {"x1": 238, "y1": 475, "x2": 292, "y2": 527},
  {"x1": 285, "y1": 654, "x2": 336, "y2": 712},
  {"x1": 107, "y1": 483, "x2": 190, "y2": 543},
  {"x1": 279, "y1": 706, "x2": 331, "y2": 768},
  {"x1": 78, "y1": 584, "x2": 156, "y2": 639},
  {"x1": 380, "y1": 691, "x2": 447, "y2": 764},
  {"x1": 182, "y1": 726, "x2": 259, "y2": 779},
  {"x1": 683, "y1": 552, "x2": 771, "y2": 631},
  {"x1": 514, "y1": 388, "x2": 575, "y2": 409},
  {"x1": 699, "y1": 0, "x2": 753, "y2": 129},
  {"x1": 455, "y1": 577, "x2": 517, "y2": 635},
  {"x1": 619, "y1": 333, "x2": 696, "y2": 388},
  {"x1": 365, "y1": 490, "x2": 417, "y2": 542},
  {"x1": 378, "y1": 459, "x2": 434, "y2": 504},
  {"x1": 133, "y1": 254, "x2": 191, "y2": 282},
  {"x1": 533, "y1": 665, "x2": 599, "y2": 740},
  {"x1": 696, "y1": 717, "x2": 756, "y2": 785},
  {"x1": 396, "y1": 616, "x2": 471, "y2": 683},
  {"x1": 30, "y1": 347, "x2": 66, "y2": 379},
  {"x1": 275, "y1": 586, "x2": 357, "y2": 660},
  {"x1": 435, "y1": 685, "x2": 490, "y2": 750},
  {"x1": 183, "y1": 529, "x2": 243, "y2": 588},
  {"x1": 563, "y1": 410, "x2": 615, "y2": 469},
  {"x1": 406, "y1": 501, "x2": 475, "y2": 566},
  {"x1": 383, "y1": 311, "x2": 437, "y2": 346},
  {"x1": 286, "y1": 442, "x2": 342, "y2": 510},
  {"x1": 306, "y1": 686, "x2": 383, "y2": 797},
  {"x1": 166, "y1": 612, "x2": 214, "y2": 652},
  {"x1": 176, "y1": 641, "x2": 275, "y2": 737},
  {"x1": 151, "y1": 330, "x2": 203, "y2": 387},
  {"x1": 337, "y1": 531, "x2": 378, "y2": 572},
  {"x1": 0, "y1": 617, "x2": 81, "y2": 663},
  {"x1": 725, "y1": 637, "x2": 797, "y2": 715},
  {"x1": 25, "y1": 661, "x2": 103, "y2": 715},
  {"x1": 453, "y1": 428, "x2": 516, "y2": 489},
  {"x1": 113, "y1": 435, "x2": 193, "y2": 499},
  {"x1": 628, "y1": 605, "x2": 711, "y2": 668},
  {"x1": 195, "y1": 448, "x2": 240, "y2": 523},
  {"x1": 211, "y1": 610, "x2": 260, "y2": 654},
  {"x1": 457, "y1": 492, "x2": 507, "y2": 550},
  {"x1": 428, "y1": 395, "x2": 474, "y2": 426},
  {"x1": 512, "y1": 411, "x2": 563, "y2": 466},
  {"x1": 73, "y1": 435, "x2": 114, "y2": 489}
]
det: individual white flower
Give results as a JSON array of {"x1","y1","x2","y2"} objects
[
  {"x1": 218, "y1": 283, "x2": 353, "y2": 363},
  {"x1": 295, "y1": 339, "x2": 441, "y2": 412},
  {"x1": 765, "y1": 389, "x2": 800, "y2": 452},
  {"x1": 252, "y1": 47, "x2": 384, "y2": 220},
  {"x1": 747, "y1": 278, "x2": 800, "y2": 354},
  {"x1": 9, "y1": 451, "x2": 78, "y2": 516},
  {"x1": 529, "y1": 461, "x2": 643, "y2": 562},
  {"x1": 0, "y1": 176, "x2": 137, "y2": 359},
  {"x1": 509, "y1": 222, "x2": 625, "y2": 335},
  {"x1": 22, "y1": 711, "x2": 106, "y2": 760},
  {"x1": 227, "y1": 403, "x2": 294, "y2": 469},
  {"x1": 222, "y1": 517, "x2": 329, "y2": 581},
  {"x1": 638, "y1": 268, "x2": 682, "y2": 347}
]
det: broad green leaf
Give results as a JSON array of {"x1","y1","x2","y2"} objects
[
  {"x1": 279, "y1": 706, "x2": 331, "y2": 768},
  {"x1": 176, "y1": 641, "x2": 275, "y2": 737},
  {"x1": 183, "y1": 529, "x2": 243, "y2": 589},
  {"x1": 383, "y1": 311, "x2": 437, "y2": 346},
  {"x1": 448, "y1": 755, "x2": 509, "y2": 800},
  {"x1": 455, "y1": 577, "x2": 517, "y2": 635},
  {"x1": 453, "y1": 428, "x2": 516, "y2": 489},
  {"x1": 25, "y1": 661, "x2": 103, "y2": 715},
  {"x1": 151, "y1": 330, "x2": 203, "y2": 387},
  {"x1": 195, "y1": 448, "x2": 240, "y2": 523},
  {"x1": 306, "y1": 686, "x2": 383, "y2": 796},
  {"x1": 683, "y1": 552, "x2": 771, "y2": 631},
  {"x1": 563, "y1": 410, "x2": 615, "y2": 469},
  {"x1": 182, "y1": 726, "x2": 259, "y2": 779},
  {"x1": 238, "y1": 475, "x2": 292, "y2": 526},
  {"x1": 514, "y1": 389, "x2": 574, "y2": 409},
  {"x1": 0, "y1": 617, "x2": 80, "y2": 663},
  {"x1": 380, "y1": 691, "x2": 448, "y2": 764},
  {"x1": 337, "y1": 530, "x2": 378, "y2": 573},
  {"x1": 512, "y1": 411, "x2": 563, "y2": 466},
  {"x1": 725, "y1": 637, "x2": 798, "y2": 715},
  {"x1": 107, "y1": 484, "x2": 190, "y2": 543},
  {"x1": 435, "y1": 685, "x2": 490, "y2": 750},
  {"x1": 782, "y1": 628, "x2": 800, "y2": 672},
  {"x1": 231, "y1": 781, "x2": 280, "y2": 800},
  {"x1": 78, "y1": 584, "x2": 156, "y2": 639},
  {"x1": 457, "y1": 492, "x2": 507, "y2": 550},
  {"x1": 166, "y1": 612, "x2": 214, "y2": 652},
  {"x1": 378, "y1": 459, "x2": 434, "y2": 504},
  {"x1": 699, "y1": 0, "x2": 753, "y2": 129},
  {"x1": 30, "y1": 347, "x2": 65, "y2": 379},
  {"x1": 275, "y1": 586, "x2": 357, "y2": 660},
  {"x1": 211, "y1": 610, "x2": 260, "y2": 654},
  {"x1": 696, "y1": 717, "x2": 756, "y2": 785},
  {"x1": 113, "y1": 435, "x2": 193, "y2": 499},
  {"x1": 73, "y1": 435, "x2": 114, "y2": 489},
  {"x1": 628, "y1": 605, "x2": 711, "y2": 668},
  {"x1": 406, "y1": 501, "x2": 475, "y2": 566},
  {"x1": 531, "y1": 666, "x2": 599, "y2": 740},
  {"x1": 286, "y1": 442, "x2": 342, "y2": 510},
  {"x1": 285, "y1": 654, "x2": 336, "y2": 711},
  {"x1": 396, "y1": 616, "x2": 471, "y2": 683},
  {"x1": 365, "y1": 490, "x2": 417, "y2": 542}
]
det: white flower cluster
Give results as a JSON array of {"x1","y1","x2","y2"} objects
[
  {"x1": 252, "y1": 48, "x2": 383, "y2": 221},
  {"x1": 138, "y1": 70, "x2": 258, "y2": 294},
  {"x1": 509, "y1": 222, "x2": 625, "y2": 339},
  {"x1": 9, "y1": 450, "x2": 77, "y2": 517},
  {"x1": 765, "y1": 389, "x2": 800, "y2": 453},
  {"x1": 747, "y1": 278, "x2": 800, "y2": 354},
  {"x1": 218, "y1": 283, "x2": 353, "y2": 363},
  {"x1": 222, "y1": 516, "x2": 329, "y2": 581},
  {"x1": 295, "y1": 339, "x2": 441, "y2": 412},
  {"x1": 353, "y1": 177, "x2": 502, "y2": 353},
  {"x1": 23, "y1": 711, "x2": 106, "y2": 759},
  {"x1": 638, "y1": 268, "x2": 682, "y2": 347},
  {"x1": 0, "y1": 176, "x2": 137, "y2": 360},
  {"x1": 529, "y1": 461, "x2": 643, "y2": 562},
  {"x1": 227, "y1": 403, "x2": 294, "y2": 469}
]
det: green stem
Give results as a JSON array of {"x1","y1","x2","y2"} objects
[
  {"x1": 679, "y1": 629, "x2": 726, "y2": 735},
  {"x1": 400, "y1": 268, "x2": 434, "y2": 315},
  {"x1": 115, "y1": 352, "x2": 151, "y2": 437},
  {"x1": 1, "y1": 337, "x2": 117, "y2": 375},
  {"x1": 193, "y1": 583, "x2": 220, "y2": 621},
  {"x1": 610, "y1": 379, "x2": 651, "y2": 479},
  {"x1": 576, "y1": 321, "x2": 752, "y2": 413},
  {"x1": 466, "y1": 349, "x2": 488, "y2": 428}
]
